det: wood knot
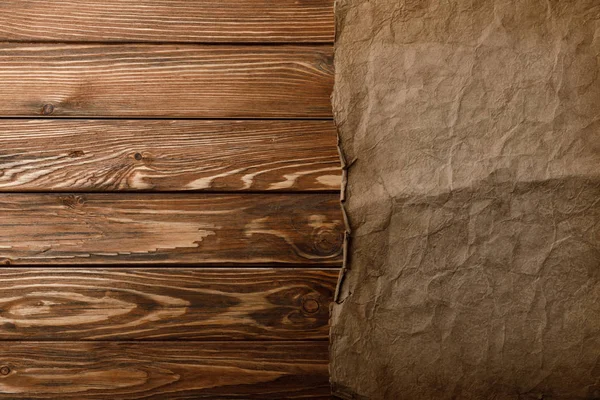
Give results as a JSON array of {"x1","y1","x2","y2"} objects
[
  {"x1": 68, "y1": 150, "x2": 85, "y2": 158},
  {"x1": 134, "y1": 152, "x2": 143, "y2": 161},
  {"x1": 301, "y1": 298, "x2": 320, "y2": 314},
  {"x1": 2, "y1": 323, "x2": 16, "y2": 331},
  {"x1": 60, "y1": 195, "x2": 86, "y2": 209},
  {"x1": 0, "y1": 366, "x2": 10, "y2": 376},
  {"x1": 42, "y1": 104, "x2": 54, "y2": 115},
  {"x1": 312, "y1": 227, "x2": 343, "y2": 256},
  {"x1": 318, "y1": 54, "x2": 334, "y2": 74}
]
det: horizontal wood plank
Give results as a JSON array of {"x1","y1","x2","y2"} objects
[
  {"x1": 0, "y1": 120, "x2": 340, "y2": 192},
  {"x1": 0, "y1": 0, "x2": 334, "y2": 43},
  {"x1": 0, "y1": 268, "x2": 337, "y2": 340},
  {"x1": 0, "y1": 193, "x2": 343, "y2": 265},
  {"x1": 0, "y1": 341, "x2": 331, "y2": 399},
  {"x1": 0, "y1": 44, "x2": 333, "y2": 118}
]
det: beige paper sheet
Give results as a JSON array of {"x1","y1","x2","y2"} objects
[{"x1": 330, "y1": 1, "x2": 600, "y2": 398}]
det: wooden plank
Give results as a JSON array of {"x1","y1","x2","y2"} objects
[
  {"x1": 0, "y1": 44, "x2": 333, "y2": 118},
  {"x1": 0, "y1": 341, "x2": 331, "y2": 399},
  {"x1": 0, "y1": 120, "x2": 340, "y2": 192},
  {"x1": 0, "y1": 268, "x2": 336, "y2": 340},
  {"x1": 0, "y1": 193, "x2": 343, "y2": 265},
  {"x1": 0, "y1": 0, "x2": 334, "y2": 44}
]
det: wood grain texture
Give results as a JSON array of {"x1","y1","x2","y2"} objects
[
  {"x1": 0, "y1": 268, "x2": 337, "y2": 340},
  {"x1": 0, "y1": 193, "x2": 343, "y2": 265},
  {"x1": 0, "y1": 0, "x2": 334, "y2": 43},
  {"x1": 0, "y1": 341, "x2": 331, "y2": 399},
  {"x1": 0, "y1": 44, "x2": 333, "y2": 118},
  {"x1": 0, "y1": 120, "x2": 340, "y2": 192}
]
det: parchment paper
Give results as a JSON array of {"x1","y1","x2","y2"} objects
[{"x1": 330, "y1": 1, "x2": 600, "y2": 398}]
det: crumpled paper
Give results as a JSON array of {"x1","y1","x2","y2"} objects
[{"x1": 330, "y1": 1, "x2": 600, "y2": 399}]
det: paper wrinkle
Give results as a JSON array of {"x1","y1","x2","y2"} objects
[{"x1": 331, "y1": 0, "x2": 600, "y2": 399}]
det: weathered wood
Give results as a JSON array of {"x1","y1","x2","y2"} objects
[
  {"x1": 0, "y1": 44, "x2": 333, "y2": 118},
  {"x1": 0, "y1": 193, "x2": 343, "y2": 265},
  {"x1": 0, "y1": 120, "x2": 340, "y2": 192},
  {"x1": 0, "y1": 0, "x2": 334, "y2": 44},
  {"x1": 0, "y1": 341, "x2": 331, "y2": 399},
  {"x1": 0, "y1": 268, "x2": 336, "y2": 340}
]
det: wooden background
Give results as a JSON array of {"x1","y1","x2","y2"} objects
[{"x1": 0, "y1": 1, "x2": 340, "y2": 398}]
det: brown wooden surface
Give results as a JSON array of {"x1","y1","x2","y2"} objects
[
  {"x1": 0, "y1": 120, "x2": 340, "y2": 192},
  {"x1": 0, "y1": 2, "x2": 338, "y2": 397},
  {"x1": 0, "y1": 268, "x2": 336, "y2": 340},
  {"x1": 0, "y1": 0, "x2": 334, "y2": 44},
  {"x1": 0, "y1": 44, "x2": 333, "y2": 118},
  {"x1": 0, "y1": 193, "x2": 343, "y2": 265},
  {"x1": 0, "y1": 341, "x2": 331, "y2": 399}
]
